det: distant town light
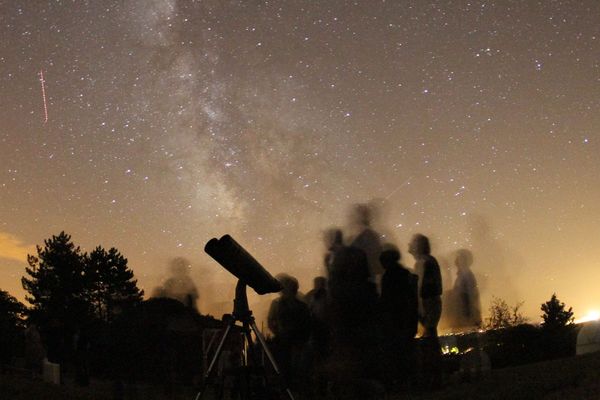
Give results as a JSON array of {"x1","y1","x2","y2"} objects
[{"x1": 576, "y1": 310, "x2": 600, "y2": 324}]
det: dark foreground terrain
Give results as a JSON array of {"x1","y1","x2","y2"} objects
[
  {"x1": 2, "y1": 351, "x2": 599, "y2": 400},
  {"x1": 412, "y1": 350, "x2": 600, "y2": 400}
]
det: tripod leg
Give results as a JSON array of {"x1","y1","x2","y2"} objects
[
  {"x1": 242, "y1": 323, "x2": 262, "y2": 368},
  {"x1": 195, "y1": 322, "x2": 233, "y2": 400},
  {"x1": 249, "y1": 321, "x2": 296, "y2": 400}
]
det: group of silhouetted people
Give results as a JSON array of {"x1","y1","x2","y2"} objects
[{"x1": 266, "y1": 205, "x2": 453, "y2": 397}]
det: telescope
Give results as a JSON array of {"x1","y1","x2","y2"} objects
[
  {"x1": 198, "y1": 235, "x2": 294, "y2": 400},
  {"x1": 204, "y1": 234, "x2": 282, "y2": 295}
]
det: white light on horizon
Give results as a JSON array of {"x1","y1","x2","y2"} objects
[{"x1": 575, "y1": 310, "x2": 600, "y2": 324}]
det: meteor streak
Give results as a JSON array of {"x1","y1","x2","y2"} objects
[
  {"x1": 39, "y1": 69, "x2": 48, "y2": 123},
  {"x1": 384, "y1": 176, "x2": 413, "y2": 200}
]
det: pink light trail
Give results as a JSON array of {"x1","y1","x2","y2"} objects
[{"x1": 39, "y1": 69, "x2": 48, "y2": 124}]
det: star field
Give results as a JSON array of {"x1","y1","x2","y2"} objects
[{"x1": 1, "y1": 0, "x2": 600, "y2": 321}]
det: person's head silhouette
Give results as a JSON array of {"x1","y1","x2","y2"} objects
[
  {"x1": 455, "y1": 249, "x2": 473, "y2": 271},
  {"x1": 313, "y1": 276, "x2": 327, "y2": 290},
  {"x1": 276, "y1": 273, "x2": 299, "y2": 298},
  {"x1": 379, "y1": 243, "x2": 401, "y2": 269},
  {"x1": 323, "y1": 228, "x2": 343, "y2": 250},
  {"x1": 408, "y1": 234, "x2": 430, "y2": 258}
]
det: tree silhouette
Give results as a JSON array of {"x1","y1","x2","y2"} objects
[
  {"x1": 0, "y1": 289, "x2": 26, "y2": 363},
  {"x1": 541, "y1": 293, "x2": 574, "y2": 330},
  {"x1": 22, "y1": 232, "x2": 144, "y2": 327},
  {"x1": 0, "y1": 289, "x2": 25, "y2": 326},
  {"x1": 22, "y1": 231, "x2": 90, "y2": 327},
  {"x1": 86, "y1": 246, "x2": 144, "y2": 322},
  {"x1": 484, "y1": 296, "x2": 527, "y2": 330}
]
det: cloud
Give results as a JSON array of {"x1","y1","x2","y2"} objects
[{"x1": 0, "y1": 232, "x2": 34, "y2": 263}]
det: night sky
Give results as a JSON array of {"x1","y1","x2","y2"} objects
[{"x1": 2, "y1": 1, "x2": 600, "y2": 325}]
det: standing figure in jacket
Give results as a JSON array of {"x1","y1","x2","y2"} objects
[
  {"x1": 409, "y1": 234, "x2": 442, "y2": 337},
  {"x1": 409, "y1": 234, "x2": 443, "y2": 390}
]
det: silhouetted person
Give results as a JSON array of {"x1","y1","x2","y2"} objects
[
  {"x1": 305, "y1": 276, "x2": 330, "y2": 395},
  {"x1": 408, "y1": 234, "x2": 442, "y2": 390},
  {"x1": 379, "y1": 244, "x2": 418, "y2": 390},
  {"x1": 305, "y1": 277, "x2": 329, "y2": 349},
  {"x1": 326, "y1": 243, "x2": 379, "y2": 395},
  {"x1": 153, "y1": 257, "x2": 199, "y2": 310},
  {"x1": 350, "y1": 203, "x2": 384, "y2": 285},
  {"x1": 409, "y1": 234, "x2": 442, "y2": 336},
  {"x1": 306, "y1": 276, "x2": 327, "y2": 307},
  {"x1": 328, "y1": 244, "x2": 371, "y2": 297},
  {"x1": 453, "y1": 249, "x2": 482, "y2": 328},
  {"x1": 323, "y1": 228, "x2": 344, "y2": 274},
  {"x1": 268, "y1": 274, "x2": 311, "y2": 388}
]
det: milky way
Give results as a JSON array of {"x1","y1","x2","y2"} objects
[{"x1": 1, "y1": 1, "x2": 600, "y2": 324}]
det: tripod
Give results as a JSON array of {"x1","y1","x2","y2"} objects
[{"x1": 195, "y1": 280, "x2": 295, "y2": 400}]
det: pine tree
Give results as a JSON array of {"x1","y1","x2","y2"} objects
[
  {"x1": 22, "y1": 232, "x2": 144, "y2": 327},
  {"x1": 541, "y1": 293, "x2": 574, "y2": 330},
  {"x1": 0, "y1": 289, "x2": 25, "y2": 328},
  {"x1": 0, "y1": 289, "x2": 26, "y2": 364},
  {"x1": 86, "y1": 246, "x2": 144, "y2": 322},
  {"x1": 22, "y1": 231, "x2": 90, "y2": 327}
]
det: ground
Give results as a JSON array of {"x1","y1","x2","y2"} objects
[
  {"x1": 410, "y1": 351, "x2": 600, "y2": 400},
  {"x1": 1, "y1": 351, "x2": 599, "y2": 400}
]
